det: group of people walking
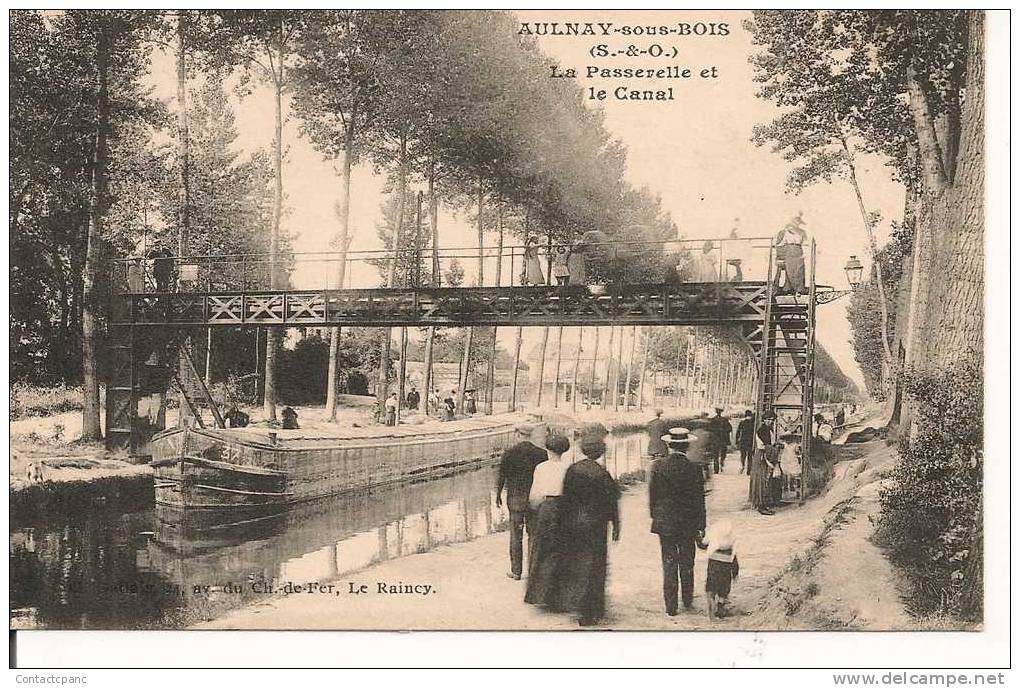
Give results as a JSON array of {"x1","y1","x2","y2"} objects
[
  {"x1": 494, "y1": 418, "x2": 742, "y2": 625},
  {"x1": 497, "y1": 422, "x2": 620, "y2": 626},
  {"x1": 383, "y1": 386, "x2": 479, "y2": 425},
  {"x1": 652, "y1": 406, "x2": 788, "y2": 516}
]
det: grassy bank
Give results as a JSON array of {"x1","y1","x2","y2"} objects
[{"x1": 10, "y1": 382, "x2": 84, "y2": 421}]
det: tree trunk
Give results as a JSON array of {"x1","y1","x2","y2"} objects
[
  {"x1": 673, "y1": 332, "x2": 684, "y2": 409},
  {"x1": 636, "y1": 327, "x2": 648, "y2": 410},
  {"x1": 263, "y1": 25, "x2": 285, "y2": 422},
  {"x1": 204, "y1": 328, "x2": 213, "y2": 388},
  {"x1": 376, "y1": 132, "x2": 408, "y2": 419},
  {"x1": 457, "y1": 178, "x2": 484, "y2": 413},
  {"x1": 397, "y1": 326, "x2": 408, "y2": 424},
  {"x1": 572, "y1": 327, "x2": 583, "y2": 412},
  {"x1": 905, "y1": 11, "x2": 984, "y2": 376},
  {"x1": 841, "y1": 135, "x2": 894, "y2": 377},
  {"x1": 601, "y1": 326, "x2": 616, "y2": 410},
  {"x1": 422, "y1": 162, "x2": 440, "y2": 415},
  {"x1": 176, "y1": 12, "x2": 195, "y2": 423},
  {"x1": 552, "y1": 326, "x2": 563, "y2": 408},
  {"x1": 535, "y1": 327, "x2": 549, "y2": 408},
  {"x1": 509, "y1": 326, "x2": 522, "y2": 412},
  {"x1": 429, "y1": 160, "x2": 440, "y2": 283},
  {"x1": 485, "y1": 201, "x2": 503, "y2": 414},
  {"x1": 588, "y1": 327, "x2": 601, "y2": 408},
  {"x1": 457, "y1": 328, "x2": 473, "y2": 412},
  {"x1": 624, "y1": 325, "x2": 637, "y2": 410},
  {"x1": 176, "y1": 12, "x2": 191, "y2": 255},
  {"x1": 613, "y1": 329, "x2": 624, "y2": 412},
  {"x1": 80, "y1": 23, "x2": 110, "y2": 441},
  {"x1": 326, "y1": 121, "x2": 355, "y2": 421}
]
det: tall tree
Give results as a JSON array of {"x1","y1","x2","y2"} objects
[
  {"x1": 55, "y1": 11, "x2": 158, "y2": 439},
  {"x1": 193, "y1": 10, "x2": 304, "y2": 422},
  {"x1": 293, "y1": 10, "x2": 387, "y2": 421}
]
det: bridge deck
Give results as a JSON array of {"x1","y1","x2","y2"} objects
[{"x1": 112, "y1": 281, "x2": 770, "y2": 329}]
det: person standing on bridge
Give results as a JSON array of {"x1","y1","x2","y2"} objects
[
  {"x1": 552, "y1": 245, "x2": 571, "y2": 285},
  {"x1": 496, "y1": 422, "x2": 549, "y2": 580},
  {"x1": 725, "y1": 223, "x2": 746, "y2": 282},
  {"x1": 774, "y1": 213, "x2": 808, "y2": 294},
  {"x1": 649, "y1": 427, "x2": 706, "y2": 615},
  {"x1": 694, "y1": 240, "x2": 719, "y2": 282},
  {"x1": 567, "y1": 240, "x2": 588, "y2": 286},
  {"x1": 522, "y1": 237, "x2": 545, "y2": 286},
  {"x1": 150, "y1": 247, "x2": 174, "y2": 293}
]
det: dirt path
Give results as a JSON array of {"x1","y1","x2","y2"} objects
[
  {"x1": 198, "y1": 444, "x2": 905, "y2": 631},
  {"x1": 759, "y1": 445, "x2": 914, "y2": 630}
]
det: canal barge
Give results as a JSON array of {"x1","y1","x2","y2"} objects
[{"x1": 149, "y1": 418, "x2": 518, "y2": 512}]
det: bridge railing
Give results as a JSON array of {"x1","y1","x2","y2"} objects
[{"x1": 111, "y1": 236, "x2": 775, "y2": 295}]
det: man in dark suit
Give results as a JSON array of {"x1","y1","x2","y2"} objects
[
  {"x1": 707, "y1": 407, "x2": 732, "y2": 475},
  {"x1": 649, "y1": 427, "x2": 707, "y2": 615},
  {"x1": 496, "y1": 422, "x2": 549, "y2": 580},
  {"x1": 735, "y1": 409, "x2": 755, "y2": 475},
  {"x1": 646, "y1": 408, "x2": 668, "y2": 459}
]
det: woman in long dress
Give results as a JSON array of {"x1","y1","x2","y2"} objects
[
  {"x1": 544, "y1": 429, "x2": 621, "y2": 626},
  {"x1": 567, "y1": 242, "x2": 588, "y2": 286},
  {"x1": 524, "y1": 434, "x2": 571, "y2": 606},
  {"x1": 523, "y1": 237, "x2": 545, "y2": 286},
  {"x1": 749, "y1": 414, "x2": 777, "y2": 515}
]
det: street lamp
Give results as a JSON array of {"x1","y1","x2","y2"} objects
[
  {"x1": 815, "y1": 255, "x2": 866, "y2": 305},
  {"x1": 844, "y1": 255, "x2": 864, "y2": 291}
]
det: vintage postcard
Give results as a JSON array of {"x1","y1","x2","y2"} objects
[{"x1": 7, "y1": 8, "x2": 1003, "y2": 663}]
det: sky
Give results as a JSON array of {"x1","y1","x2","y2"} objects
[{"x1": 147, "y1": 10, "x2": 908, "y2": 390}]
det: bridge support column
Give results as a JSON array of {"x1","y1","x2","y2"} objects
[{"x1": 105, "y1": 324, "x2": 138, "y2": 454}]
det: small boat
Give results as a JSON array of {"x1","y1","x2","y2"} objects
[{"x1": 150, "y1": 418, "x2": 519, "y2": 512}]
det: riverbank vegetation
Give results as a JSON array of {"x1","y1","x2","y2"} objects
[{"x1": 748, "y1": 10, "x2": 984, "y2": 622}]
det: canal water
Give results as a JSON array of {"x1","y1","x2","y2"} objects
[{"x1": 10, "y1": 431, "x2": 649, "y2": 629}]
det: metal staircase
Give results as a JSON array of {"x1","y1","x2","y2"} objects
[
  {"x1": 106, "y1": 323, "x2": 224, "y2": 455},
  {"x1": 752, "y1": 240, "x2": 817, "y2": 502}
]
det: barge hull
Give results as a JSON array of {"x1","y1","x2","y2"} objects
[{"x1": 150, "y1": 423, "x2": 515, "y2": 509}]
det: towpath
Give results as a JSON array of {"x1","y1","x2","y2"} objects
[{"x1": 197, "y1": 439, "x2": 908, "y2": 631}]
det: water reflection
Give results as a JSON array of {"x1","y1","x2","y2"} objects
[{"x1": 10, "y1": 431, "x2": 649, "y2": 629}]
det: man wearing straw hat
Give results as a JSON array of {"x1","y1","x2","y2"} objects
[{"x1": 649, "y1": 427, "x2": 707, "y2": 615}]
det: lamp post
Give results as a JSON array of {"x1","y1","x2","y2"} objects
[
  {"x1": 815, "y1": 255, "x2": 865, "y2": 305},
  {"x1": 843, "y1": 255, "x2": 863, "y2": 290}
]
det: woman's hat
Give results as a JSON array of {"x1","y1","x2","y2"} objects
[
  {"x1": 661, "y1": 427, "x2": 696, "y2": 444},
  {"x1": 578, "y1": 422, "x2": 609, "y2": 442}
]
